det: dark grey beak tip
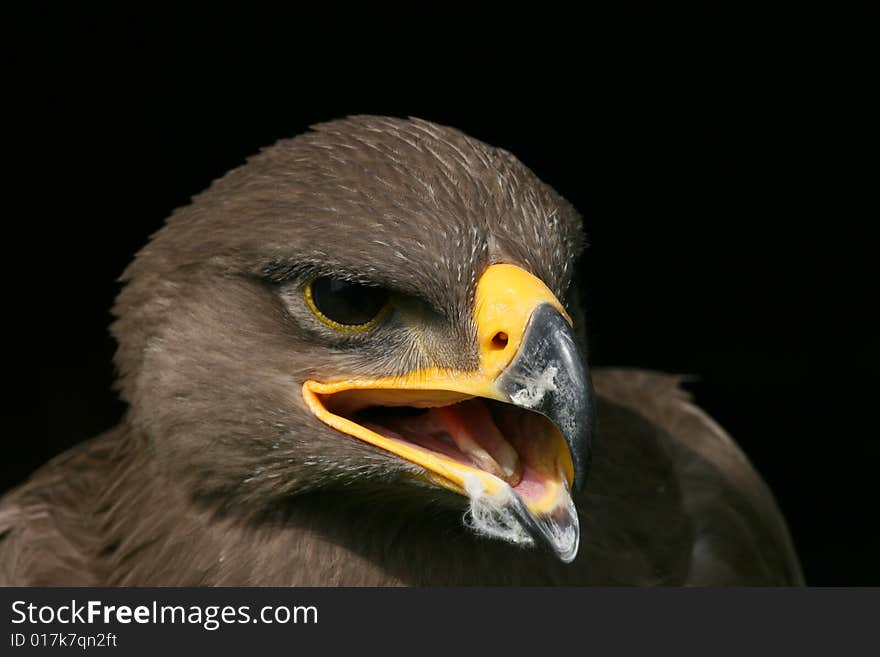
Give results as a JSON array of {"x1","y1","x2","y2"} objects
[
  {"x1": 497, "y1": 303, "x2": 595, "y2": 492},
  {"x1": 508, "y1": 485, "x2": 581, "y2": 563}
]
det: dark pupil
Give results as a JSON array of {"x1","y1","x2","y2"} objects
[{"x1": 311, "y1": 277, "x2": 388, "y2": 326}]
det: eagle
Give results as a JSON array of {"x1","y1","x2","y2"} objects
[{"x1": 0, "y1": 116, "x2": 802, "y2": 585}]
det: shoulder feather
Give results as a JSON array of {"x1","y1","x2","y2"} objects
[{"x1": 593, "y1": 368, "x2": 804, "y2": 585}]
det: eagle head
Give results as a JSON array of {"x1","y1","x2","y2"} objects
[{"x1": 111, "y1": 116, "x2": 593, "y2": 562}]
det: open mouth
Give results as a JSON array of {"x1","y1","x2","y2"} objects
[
  {"x1": 303, "y1": 384, "x2": 581, "y2": 562},
  {"x1": 322, "y1": 390, "x2": 571, "y2": 509}
]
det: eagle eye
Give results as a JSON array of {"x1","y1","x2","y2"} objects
[{"x1": 305, "y1": 277, "x2": 390, "y2": 331}]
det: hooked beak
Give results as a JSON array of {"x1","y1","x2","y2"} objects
[{"x1": 302, "y1": 264, "x2": 594, "y2": 562}]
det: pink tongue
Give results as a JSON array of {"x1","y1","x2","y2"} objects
[
  {"x1": 365, "y1": 400, "x2": 523, "y2": 486},
  {"x1": 433, "y1": 401, "x2": 523, "y2": 484}
]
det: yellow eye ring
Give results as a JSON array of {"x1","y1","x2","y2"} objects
[{"x1": 304, "y1": 278, "x2": 391, "y2": 333}]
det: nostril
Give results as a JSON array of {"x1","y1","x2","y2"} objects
[{"x1": 491, "y1": 331, "x2": 509, "y2": 350}]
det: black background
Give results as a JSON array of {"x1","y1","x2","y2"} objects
[{"x1": 8, "y1": 8, "x2": 878, "y2": 584}]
